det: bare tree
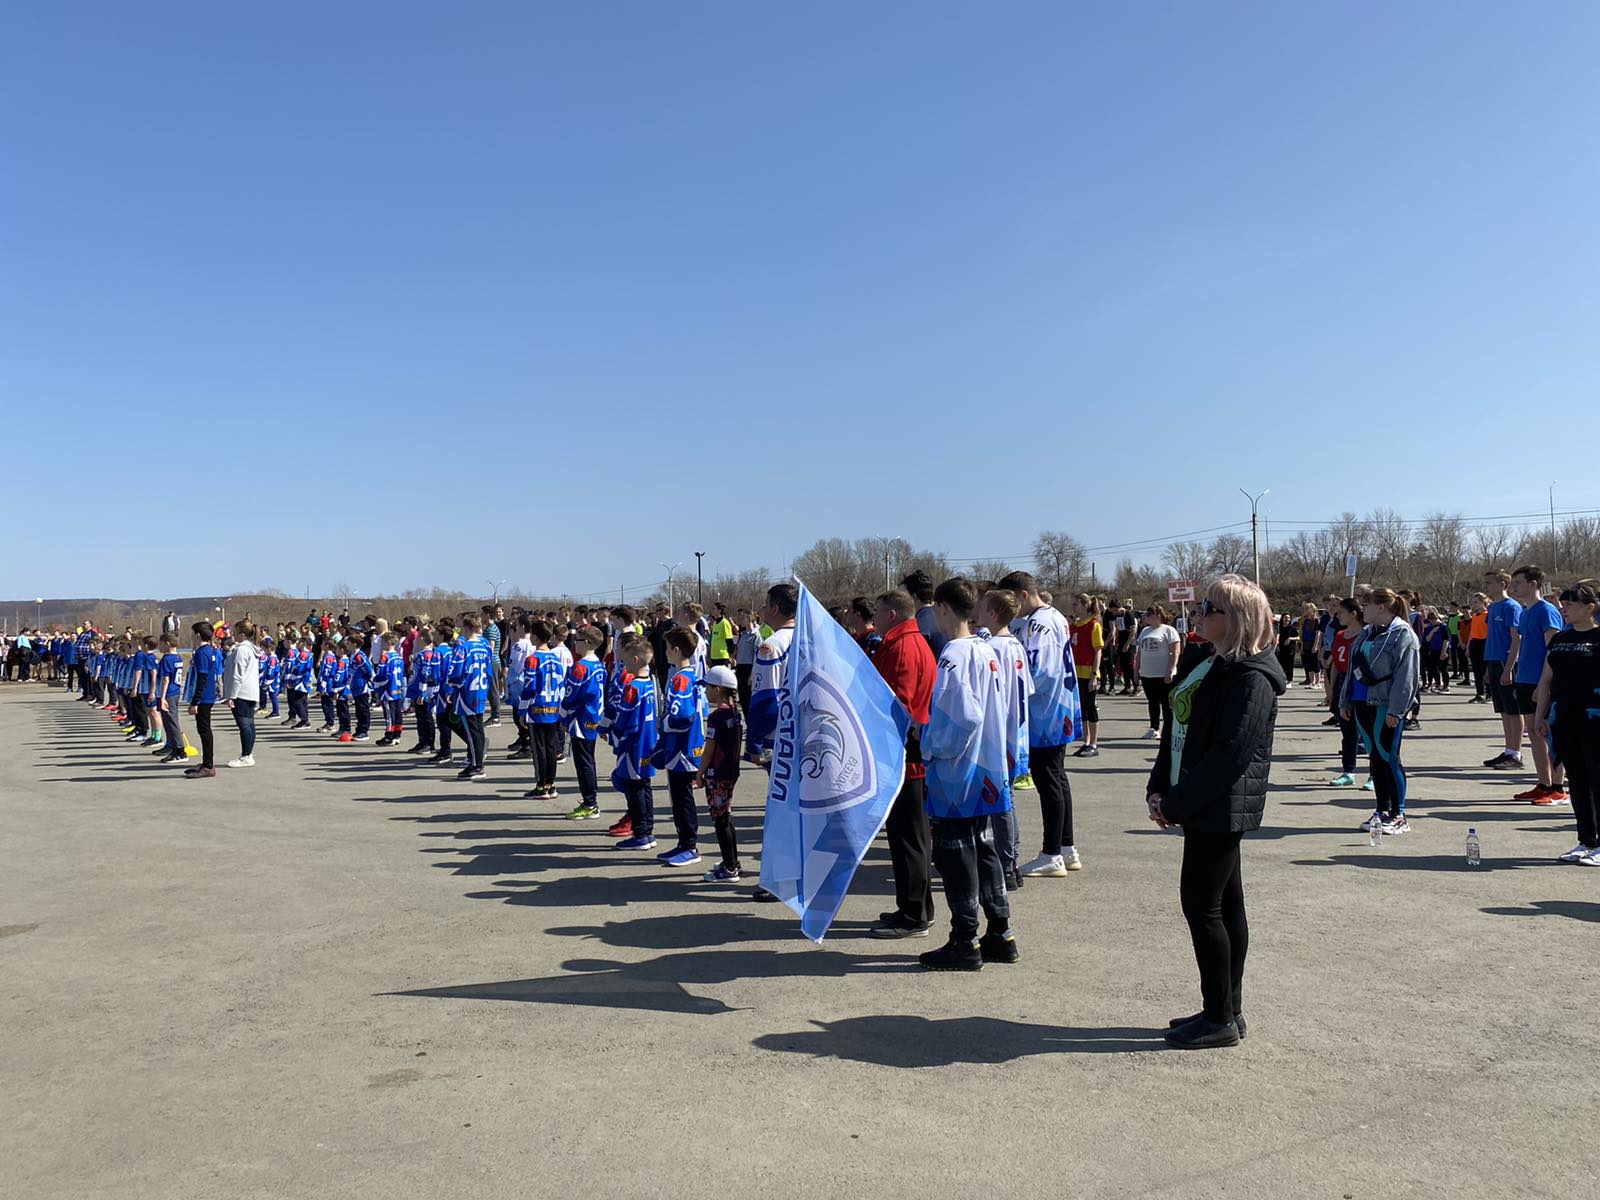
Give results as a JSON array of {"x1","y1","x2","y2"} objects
[
  {"x1": 1161, "y1": 540, "x2": 1210, "y2": 584},
  {"x1": 969, "y1": 560, "x2": 1014, "y2": 585},
  {"x1": 1471, "y1": 524, "x2": 1518, "y2": 571},
  {"x1": 1208, "y1": 534, "x2": 1253, "y2": 576},
  {"x1": 1420, "y1": 511, "x2": 1468, "y2": 595},
  {"x1": 1032, "y1": 531, "x2": 1087, "y2": 593}
]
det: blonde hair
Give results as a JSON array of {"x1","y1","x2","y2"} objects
[{"x1": 1206, "y1": 574, "x2": 1273, "y2": 661}]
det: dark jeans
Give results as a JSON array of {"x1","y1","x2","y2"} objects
[
  {"x1": 930, "y1": 815, "x2": 1010, "y2": 943},
  {"x1": 319, "y1": 694, "x2": 335, "y2": 726},
  {"x1": 1030, "y1": 743, "x2": 1074, "y2": 854},
  {"x1": 884, "y1": 774, "x2": 934, "y2": 928},
  {"x1": 1142, "y1": 676, "x2": 1173, "y2": 731},
  {"x1": 622, "y1": 779, "x2": 654, "y2": 836},
  {"x1": 354, "y1": 694, "x2": 371, "y2": 738},
  {"x1": 461, "y1": 711, "x2": 486, "y2": 770},
  {"x1": 437, "y1": 706, "x2": 454, "y2": 755},
  {"x1": 1179, "y1": 829, "x2": 1247, "y2": 1024},
  {"x1": 289, "y1": 690, "x2": 309, "y2": 724},
  {"x1": 571, "y1": 737, "x2": 597, "y2": 803},
  {"x1": 1554, "y1": 718, "x2": 1600, "y2": 848},
  {"x1": 414, "y1": 701, "x2": 435, "y2": 749},
  {"x1": 531, "y1": 722, "x2": 559, "y2": 786},
  {"x1": 195, "y1": 703, "x2": 215, "y2": 767},
  {"x1": 383, "y1": 698, "x2": 404, "y2": 733},
  {"x1": 232, "y1": 698, "x2": 257, "y2": 758},
  {"x1": 668, "y1": 769, "x2": 698, "y2": 850},
  {"x1": 336, "y1": 697, "x2": 351, "y2": 734}
]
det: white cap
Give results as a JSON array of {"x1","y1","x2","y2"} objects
[{"x1": 704, "y1": 665, "x2": 738, "y2": 691}]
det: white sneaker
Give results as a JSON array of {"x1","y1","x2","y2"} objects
[
  {"x1": 1581, "y1": 848, "x2": 1600, "y2": 868},
  {"x1": 1019, "y1": 853, "x2": 1068, "y2": 878},
  {"x1": 1360, "y1": 812, "x2": 1383, "y2": 831},
  {"x1": 1061, "y1": 845, "x2": 1082, "y2": 870},
  {"x1": 1142, "y1": 727, "x2": 1159, "y2": 740},
  {"x1": 1557, "y1": 843, "x2": 1591, "y2": 863},
  {"x1": 227, "y1": 755, "x2": 255, "y2": 768}
]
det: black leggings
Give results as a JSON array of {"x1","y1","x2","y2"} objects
[
  {"x1": 1469, "y1": 639, "x2": 1487, "y2": 697},
  {"x1": 1553, "y1": 718, "x2": 1600, "y2": 849},
  {"x1": 531, "y1": 723, "x2": 559, "y2": 787},
  {"x1": 195, "y1": 703, "x2": 215, "y2": 768},
  {"x1": 1078, "y1": 681, "x2": 1099, "y2": 726},
  {"x1": 1142, "y1": 677, "x2": 1173, "y2": 731},
  {"x1": 1329, "y1": 672, "x2": 1358, "y2": 772},
  {"x1": 1179, "y1": 830, "x2": 1247, "y2": 1023}
]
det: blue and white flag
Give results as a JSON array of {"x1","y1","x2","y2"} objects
[{"x1": 760, "y1": 578, "x2": 910, "y2": 943}]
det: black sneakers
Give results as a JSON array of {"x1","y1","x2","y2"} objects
[
  {"x1": 1164, "y1": 1016, "x2": 1240, "y2": 1049},
  {"x1": 1169, "y1": 1011, "x2": 1246, "y2": 1039},
  {"x1": 978, "y1": 932, "x2": 1020, "y2": 964},
  {"x1": 919, "y1": 938, "x2": 983, "y2": 971},
  {"x1": 1484, "y1": 752, "x2": 1522, "y2": 770}
]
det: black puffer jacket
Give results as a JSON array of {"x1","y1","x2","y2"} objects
[{"x1": 1146, "y1": 645, "x2": 1287, "y2": 834}]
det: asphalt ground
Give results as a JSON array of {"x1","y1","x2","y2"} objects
[{"x1": 3, "y1": 680, "x2": 1596, "y2": 1199}]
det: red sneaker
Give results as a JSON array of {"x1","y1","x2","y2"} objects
[
  {"x1": 1513, "y1": 785, "x2": 1545, "y2": 801},
  {"x1": 1531, "y1": 786, "x2": 1570, "y2": 806},
  {"x1": 338, "y1": 732, "x2": 354, "y2": 743},
  {"x1": 605, "y1": 818, "x2": 634, "y2": 838}
]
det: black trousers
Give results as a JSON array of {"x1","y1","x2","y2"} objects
[
  {"x1": 668, "y1": 769, "x2": 699, "y2": 850},
  {"x1": 336, "y1": 697, "x2": 351, "y2": 734},
  {"x1": 195, "y1": 703, "x2": 215, "y2": 767},
  {"x1": 1329, "y1": 673, "x2": 1358, "y2": 772},
  {"x1": 1030, "y1": 743, "x2": 1074, "y2": 854},
  {"x1": 413, "y1": 701, "x2": 435, "y2": 749},
  {"x1": 437, "y1": 707, "x2": 454, "y2": 754},
  {"x1": 930, "y1": 815, "x2": 1010, "y2": 943},
  {"x1": 571, "y1": 737, "x2": 597, "y2": 802},
  {"x1": 461, "y1": 711, "x2": 485, "y2": 770},
  {"x1": 1143, "y1": 676, "x2": 1174, "y2": 731},
  {"x1": 354, "y1": 694, "x2": 371, "y2": 738},
  {"x1": 531, "y1": 722, "x2": 559, "y2": 787},
  {"x1": 1554, "y1": 718, "x2": 1600, "y2": 848},
  {"x1": 1469, "y1": 639, "x2": 1487, "y2": 697},
  {"x1": 735, "y1": 663, "x2": 753, "y2": 716},
  {"x1": 1179, "y1": 830, "x2": 1247, "y2": 1023},
  {"x1": 884, "y1": 774, "x2": 934, "y2": 928},
  {"x1": 289, "y1": 690, "x2": 309, "y2": 724},
  {"x1": 622, "y1": 779, "x2": 654, "y2": 836}
]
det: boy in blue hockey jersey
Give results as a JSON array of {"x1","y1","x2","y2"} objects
[
  {"x1": 348, "y1": 643, "x2": 374, "y2": 742},
  {"x1": 153, "y1": 633, "x2": 187, "y2": 763},
  {"x1": 453, "y1": 615, "x2": 495, "y2": 780},
  {"x1": 608, "y1": 638, "x2": 659, "y2": 850},
  {"x1": 431, "y1": 623, "x2": 460, "y2": 765},
  {"x1": 316, "y1": 646, "x2": 339, "y2": 731},
  {"x1": 130, "y1": 636, "x2": 160, "y2": 747},
  {"x1": 185, "y1": 621, "x2": 225, "y2": 779},
  {"x1": 331, "y1": 645, "x2": 353, "y2": 741},
  {"x1": 259, "y1": 637, "x2": 281, "y2": 719},
  {"x1": 519, "y1": 620, "x2": 567, "y2": 798},
  {"x1": 285, "y1": 640, "x2": 313, "y2": 728},
  {"x1": 653, "y1": 627, "x2": 707, "y2": 868},
  {"x1": 407, "y1": 627, "x2": 439, "y2": 754},
  {"x1": 978, "y1": 587, "x2": 1034, "y2": 890},
  {"x1": 561, "y1": 625, "x2": 607, "y2": 819},
  {"x1": 920, "y1": 577, "x2": 1018, "y2": 972},
  {"x1": 374, "y1": 642, "x2": 407, "y2": 746}
]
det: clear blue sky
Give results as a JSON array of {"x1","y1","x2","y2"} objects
[{"x1": 3, "y1": 2, "x2": 1596, "y2": 602}]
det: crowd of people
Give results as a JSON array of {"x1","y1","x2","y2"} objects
[{"x1": 8, "y1": 560, "x2": 1598, "y2": 1050}]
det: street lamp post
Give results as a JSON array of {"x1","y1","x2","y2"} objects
[
  {"x1": 1239, "y1": 488, "x2": 1270, "y2": 587},
  {"x1": 694, "y1": 551, "x2": 705, "y2": 604},
  {"x1": 660, "y1": 561, "x2": 683, "y2": 612},
  {"x1": 1550, "y1": 481, "x2": 1559, "y2": 575},
  {"x1": 873, "y1": 536, "x2": 901, "y2": 591},
  {"x1": 35, "y1": 597, "x2": 42, "y2": 629}
]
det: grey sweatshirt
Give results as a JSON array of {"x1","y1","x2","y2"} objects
[
  {"x1": 222, "y1": 640, "x2": 260, "y2": 703},
  {"x1": 1339, "y1": 618, "x2": 1420, "y2": 715}
]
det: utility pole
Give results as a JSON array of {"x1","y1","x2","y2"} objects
[
  {"x1": 660, "y1": 561, "x2": 682, "y2": 613},
  {"x1": 1550, "y1": 481, "x2": 1559, "y2": 575},
  {"x1": 694, "y1": 551, "x2": 705, "y2": 604},
  {"x1": 873, "y1": 535, "x2": 900, "y2": 591},
  {"x1": 1239, "y1": 488, "x2": 1270, "y2": 587}
]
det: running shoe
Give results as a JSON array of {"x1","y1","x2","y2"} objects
[
  {"x1": 1362, "y1": 777, "x2": 1376, "y2": 791},
  {"x1": 227, "y1": 755, "x2": 255, "y2": 768},
  {"x1": 1530, "y1": 787, "x2": 1570, "y2": 806},
  {"x1": 1512, "y1": 785, "x2": 1546, "y2": 801},
  {"x1": 1360, "y1": 811, "x2": 1384, "y2": 831},
  {"x1": 1557, "y1": 843, "x2": 1592, "y2": 862},
  {"x1": 1012, "y1": 773, "x2": 1035, "y2": 790},
  {"x1": 978, "y1": 931, "x2": 1020, "y2": 965},
  {"x1": 1019, "y1": 853, "x2": 1067, "y2": 878},
  {"x1": 1142, "y1": 728, "x2": 1159, "y2": 740},
  {"x1": 1380, "y1": 815, "x2": 1410, "y2": 835},
  {"x1": 615, "y1": 835, "x2": 658, "y2": 851},
  {"x1": 1329, "y1": 773, "x2": 1357, "y2": 788},
  {"x1": 663, "y1": 847, "x2": 702, "y2": 868},
  {"x1": 1061, "y1": 846, "x2": 1083, "y2": 870},
  {"x1": 1581, "y1": 848, "x2": 1600, "y2": 868},
  {"x1": 605, "y1": 818, "x2": 634, "y2": 838},
  {"x1": 1077, "y1": 745, "x2": 1100, "y2": 757},
  {"x1": 702, "y1": 863, "x2": 742, "y2": 883},
  {"x1": 565, "y1": 803, "x2": 601, "y2": 820},
  {"x1": 1483, "y1": 751, "x2": 1520, "y2": 769}
]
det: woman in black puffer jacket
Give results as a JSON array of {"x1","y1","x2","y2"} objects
[{"x1": 1146, "y1": 573, "x2": 1287, "y2": 1050}]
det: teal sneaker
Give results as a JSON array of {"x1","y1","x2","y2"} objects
[
  {"x1": 1362, "y1": 776, "x2": 1376, "y2": 791},
  {"x1": 1329, "y1": 773, "x2": 1356, "y2": 788}
]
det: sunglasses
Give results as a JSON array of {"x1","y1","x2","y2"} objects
[{"x1": 1202, "y1": 599, "x2": 1227, "y2": 617}]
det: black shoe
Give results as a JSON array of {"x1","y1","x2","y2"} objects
[
  {"x1": 1077, "y1": 745, "x2": 1099, "y2": 758},
  {"x1": 870, "y1": 919, "x2": 931, "y2": 940},
  {"x1": 751, "y1": 887, "x2": 779, "y2": 903},
  {"x1": 978, "y1": 932, "x2": 1020, "y2": 964},
  {"x1": 919, "y1": 938, "x2": 983, "y2": 971},
  {"x1": 160, "y1": 751, "x2": 184, "y2": 763},
  {"x1": 407, "y1": 744, "x2": 430, "y2": 754},
  {"x1": 1164, "y1": 1017, "x2": 1240, "y2": 1049},
  {"x1": 1484, "y1": 752, "x2": 1521, "y2": 769},
  {"x1": 505, "y1": 747, "x2": 531, "y2": 760},
  {"x1": 457, "y1": 767, "x2": 485, "y2": 781},
  {"x1": 878, "y1": 910, "x2": 901, "y2": 924},
  {"x1": 1004, "y1": 870, "x2": 1024, "y2": 891},
  {"x1": 435, "y1": 755, "x2": 456, "y2": 767},
  {"x1": 1321, "y1": 716, "x2": 1341, "y2": 727},
  {"x1": 1168, "y1": 1011, "x2": 1246, "y2": 1039},
  {"x1": 1403, "y1": 718, "x2": 1421, "y2": 731}
]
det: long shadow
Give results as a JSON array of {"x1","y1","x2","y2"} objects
[
  {"x1": 753, "y1": 1015, "x2": 1168, "y2": 1065},
  {"x1": 546, "y1": 911, "x2": 795, "y2": 951},
  {"x1": 1482, "y1": 900, "x2": 1599, "y2": 924},
  {"x1": 1291, "y1": 854, "x2": 1549, "y2": 872},
  {"x1": 384, "y1": 944, "x2": 905, "y2": 1016}
]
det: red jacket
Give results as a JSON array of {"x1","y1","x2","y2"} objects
[{"x1": 874, "y1": 618, "x2": 936, "y2": 779}]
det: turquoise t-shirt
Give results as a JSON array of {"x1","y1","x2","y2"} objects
[{"x1": 1169, "y1": 657, "x2": 1215, "y2": 790}]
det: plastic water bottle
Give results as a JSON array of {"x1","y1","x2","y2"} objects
[
  {"x1": 1466, "y1": 827, "x2": 1481, "y2": 868},
  {"x1": 1369, "y1": 814, "x2": 1383, "y2": 848}
]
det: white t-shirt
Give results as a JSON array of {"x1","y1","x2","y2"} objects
[{"x1": 1135, "y1": 624, "x2": 1182, "y2": 679}]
